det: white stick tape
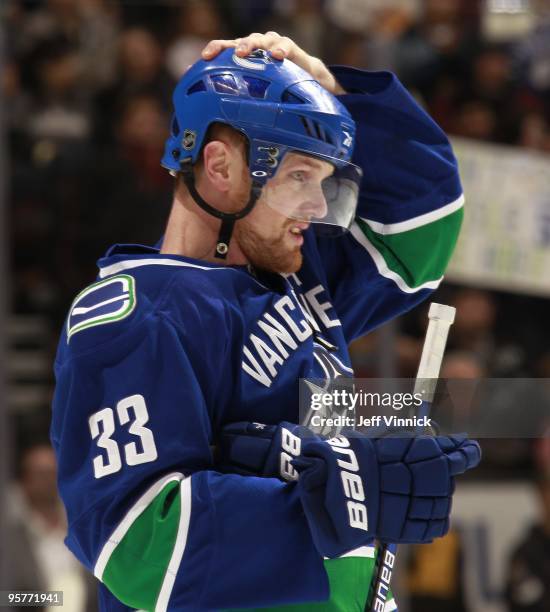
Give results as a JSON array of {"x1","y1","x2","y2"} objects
[{"x1": 413, "y1": 303, "x2": 456, "y2": 401}]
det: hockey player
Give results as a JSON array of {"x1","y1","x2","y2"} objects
[{"x1": 51, "y1": 33, "x2": 480, "y2": 611}]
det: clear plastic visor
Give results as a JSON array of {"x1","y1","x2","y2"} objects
[{"x1": 260, "y1": 151, "x2": 362, "y2": 235}]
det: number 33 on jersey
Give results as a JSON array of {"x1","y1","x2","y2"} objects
[{"x1": 89, "y1": 394, "x2": 158, "y2": 479}]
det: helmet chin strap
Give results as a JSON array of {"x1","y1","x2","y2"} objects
[{"x1": 180, "y1": 160, "x2": 261, "y2": 259}]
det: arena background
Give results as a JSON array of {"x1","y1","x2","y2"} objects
[{"x1": 1, "y1": 1, "x2": 549, "y2": 611}]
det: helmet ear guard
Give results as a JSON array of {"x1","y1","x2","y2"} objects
[{"x1": 162, "y1": 48, "x2": 359, "y2": 258}]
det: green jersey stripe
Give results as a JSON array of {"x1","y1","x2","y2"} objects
[
  {"x1": 350, "y1": 222, "x2": 442, "y2": 294},
  {"x1": 228, "y1": 555, "x2": 396, "y2": 612},
  {"x1": 94, "y1": 472, "x2": 184, "y2": 579},
  {"x1": 102, "y1": 480, "x2": 182, "y2": 610},
  {"x1": 351, "y1": 205, "x2": 463, "y2": 292},
  {"x1": 94, "y1": 472, "x2": 191, "y2": 611}
]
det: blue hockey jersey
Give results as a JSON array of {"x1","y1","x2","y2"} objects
[{"x1": 51, "y1": 67, "x2": 463, "y2": 611}]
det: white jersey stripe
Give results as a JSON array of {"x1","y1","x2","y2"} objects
[
  {"x1": 338, "y1": 545, "x2": 376, "y2": 559},
  {"x1": 99, "y1": 258, "x2": 237, "y2": 279},
  {"x1": 350, "y1": 222, "x2": 443, "y2": 293},
  {"x1": 94, "y1": 472, "x2": 187, "y2": 580},
  {"x1": 155, "y1": 477, "x2": 192, "y2": 612},
  {"x1": 360, "y1": 193, "x2": 464, "y2": 235}
]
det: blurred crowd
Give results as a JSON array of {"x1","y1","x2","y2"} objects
[
  {"x1": 4, "y1": 0, "x2": 550, "y2": 322},
  {"x1": 3, "y1": 0, "x2": 550, "y2": 610}
]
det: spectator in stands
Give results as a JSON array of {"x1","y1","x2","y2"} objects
[
  {"x1": 518, "y1": 111, "x2": 550, "y2": 152},
  {"x1": 81, "y1": 94, "x2": 172, "y2": 265},
  {"x1": 471, "y1": 44, "x2": 514, "y2": 103},
  {"x1": 513, "y1": 0, "x2": 550, "y2": 101},
  {"x1": 23, "y1": 35, "x2": 92, "y2": 152},
  {"x1": 360, "y1": 2, "x2": 424, "y2": 78},
  {"x1": 441, "y1": 350, "x2": 486, "y2": 380},
  {"x1": 94, "y1": 27, "x2": 174, "y2": 145},
  {"x1": 463, "y1": 45, "x2": 520, "y2": 143},
  {"x1": 505, "y1": 438, "x2": 550, "y2": 612},
  {"x1": 326, "y1": 0, "x2": 422, "y2": 72},
  {"x1": 5, "y1": 443, "x2": 97, "y2": 611},
  {"x1": 453, "y1": 99, "x2": 498, "y2": 141},
  {"x1": 165, "y1": 0, "x2": 226, "y2": 82},
  {"x1": 113, "y1": 94, "x2": 172, "y2": 193},
  {"x1": 397, "y1": 0, "x2": 478, "y2": 96},
  {"x1": 437, "y1": 350, "x2": 486, "y2": 433},
  {"x1": 447, "y1": 288, "x2": 529, "y2": 376},
  {"x1": 331, "y1": 33, "x2": 367, "y2": 70},
  {"x1": 2, "y1": 57, "x2": 32, "y2": 152},
  {"x1": 15, "y1": 0, "x2": 119, "y2": 92},
  {"x1": 449, "y1": 289, "x2": 497, "y2": 363},
  {"x1": 260, "y1": 0, "x2": 327, "y2": 60},
  {"x1": 439, "y1": 349, "x2": 535, "y2": 471},
  {"x1": 440, "y1": 342, "x2": 546, "y2": 476}
]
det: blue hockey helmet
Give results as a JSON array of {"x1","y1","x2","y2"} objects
[{"x1": 161, "y1": 48, "x2": 362, "y2": 258}]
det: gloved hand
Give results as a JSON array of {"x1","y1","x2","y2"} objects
[
  {"x1": 217, "y1": 421, "x2": 316, "y2": 481},
  {"x1": 217, "y1": 421, "x2": 481, "y2": 558}
]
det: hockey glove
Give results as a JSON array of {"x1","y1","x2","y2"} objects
[
  {"x1": 217, "y1": 421, "x2": 317, "y2": 481},
  {"x1": 217, "y1": 422, "x2": 481, "y2": 558}
]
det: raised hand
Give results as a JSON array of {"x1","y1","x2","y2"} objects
[{"x1": 201, "y1": 31, "x2": 345, "y2": 95}]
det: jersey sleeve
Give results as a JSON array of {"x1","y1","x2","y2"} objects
[
  {"x1": 316, "y1": 67, "x2": 464, "y2": 343},
  {"x1": 51, "y1": 282, "x2": 329, "y2": 611}
]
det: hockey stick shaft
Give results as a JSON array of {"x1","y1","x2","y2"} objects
[{"x1": 366, "y1": 302, "x2": 456, "y2": 612}]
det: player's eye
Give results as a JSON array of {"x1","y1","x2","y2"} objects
[{"x1": 290, "y1": 170, "x2": 306, "y2": 182}]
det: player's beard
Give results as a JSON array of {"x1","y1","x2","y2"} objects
[{"x1": 234, "y1": 217, "x2": 303, "y2": 274}]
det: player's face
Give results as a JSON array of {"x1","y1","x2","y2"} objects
[{"x1": 234, "y1": 152, "x2": 333, "y2": 274}]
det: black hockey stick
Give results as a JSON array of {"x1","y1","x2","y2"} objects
[{"x1": 366, "y1": 302, "x2": 456, "y2": 611}]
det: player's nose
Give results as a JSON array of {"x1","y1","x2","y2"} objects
[{"x1": 300, "y1": 185, "x2": 328, "y2": 220}]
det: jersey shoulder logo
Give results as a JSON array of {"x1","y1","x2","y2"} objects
[{"x1": 67, "y1": 274, "x2": 136, "y2": 342}]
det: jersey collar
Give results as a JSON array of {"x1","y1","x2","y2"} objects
[{"x1": 97, "y1": 243, "x2": 249, "y2": 279}]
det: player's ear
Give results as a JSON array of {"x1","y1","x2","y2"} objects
[
  {"x1": 202, "y1": 140, "x2": 233, "y2": 191},
  {"x1": 202, "y1": 138, "x2": 249, "y2": 193}
]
